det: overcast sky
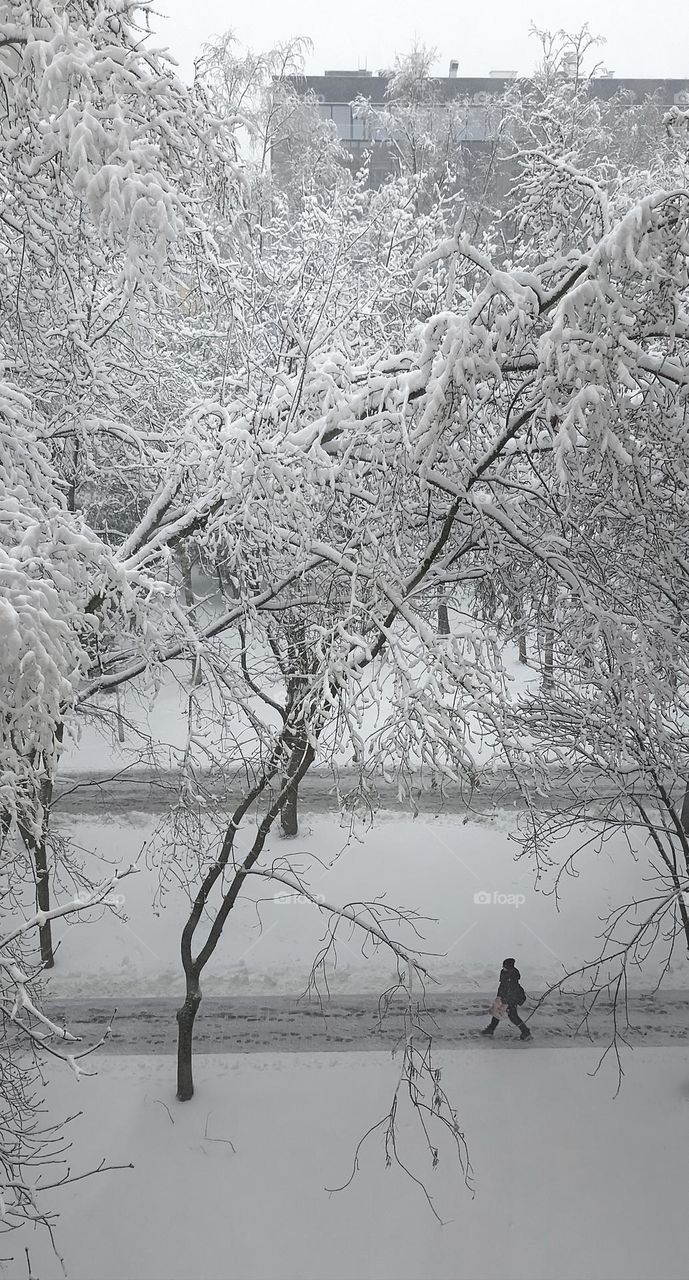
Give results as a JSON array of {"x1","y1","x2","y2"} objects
[{"x1": 154, "y1": 0, "x2": 689, "y2": 82}]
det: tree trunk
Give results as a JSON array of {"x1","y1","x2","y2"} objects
[
  {"x1": 437, "y1": 597, "x2": 450, "y2": 636},
  {"x1": 64, "y1": 434, "x2": 80, "y2": 514},
  {"x1": 280, "y1": 774, "x2": 299, "y2": 837},
  {"x1": 280, "y1": 733, "x2": 305, "y2": 837},
  {"x1": 115, "y1": 684, "x2": 125, "y2": 744},
  {"x1": 180, "y1": 548, "x2": 203, "y2": 686},
  {"x1": 518, "y1": 631, "x2": 527, "y2": 664},
  {"x1": 541, "y1": 588, "x2": 555, "y2": 692},
  {"x1": 281, "y1": 642, "x2": 308, "y2": 838},
  {"x1": 34, "y1": 832, "x2": 54, "y2": 968},
  {"x1": 176, "y1": 982, "x2": 202, "y2": 1101},
  {"x1": 20, "y1": 773, "x2": 55, "y2": 968},
  {"x1": 681, "y1": 778, "x2": 689, "y2": 835},
  {"x1": 672, "y1": 826, "x2": 689, "y2": 951},
  {"x1": 543, "y1": 629, "x2": 554, "y2": 690},
  {"x1": 180, "y1": 546, "x2": 195, "y2": 610}
]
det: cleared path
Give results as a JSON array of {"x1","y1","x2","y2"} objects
[{"x1": 45, "y1": 990, "x2": 689, "y2": 1054}]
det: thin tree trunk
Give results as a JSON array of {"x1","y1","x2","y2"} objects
[
  {"x1": 681, "y1": 778, "x2": 689, "y2": 835},
  {"x1": 34, "y1": 827, "x2": 54, "y2": 968},
  {"x1": 281, "y1": 735, "x2": 305, "y2": 837},
  {"x1": 673, "y1": 792, "x2": 689, "y2": 948},
  {"x1": 541, "y1": 588, "x2": 555, "y2": 692},
  {"x1": 543, "y1": 629, "x2": 554, "y2": 690},
  {"x1": 180, "y1": 547, "x2": 202, "y2": 686},
  {"x1": 280, "y1": 635, "x2": 308, "y2": 838},
  {"x1": 20, "y1": 824, "x2": 54, "y2": 962},
  {"x1": 20, "y1": 777, "x2": 55, "y2": 969},
  {"x1": 176, "y1": 981, "x2": 202, "y2": 1101},
  {"x1": 281, "y1": 779, "x2": 299, "y2": 836},
  {"x1": 180, "y1": 547, "x2": 195, "y2": 610},
  {"x1": 518, "y1": 631, "x2": 527, "y2": 664},
  {"x1": 437, "y1": 596, "x2": 450, "y2": 636},
  {"x1": 176, "y1": 737, "x2": 315, "y2": 1099},
  {"x1": 115, "y1": 684, "x2": 125, "y2": 744},
  {"x1": 64, "y1": 434, "x2": 80, "y2": 514}
]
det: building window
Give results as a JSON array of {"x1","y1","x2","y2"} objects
[
  {"x1": 459, "y1": 107, "x2": 490, "y2": 141},
  {"x1": 330, "y1": 104, "x2": 352, "y2": 138}
]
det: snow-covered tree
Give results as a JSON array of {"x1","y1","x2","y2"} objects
[
  {"x1": 73, "y1": 167, "x2": 689, "y2": 1104},
  {"x1": 0, "y1": 0, "x2": 238, "y2": 945},
  {"x1": 0, "y1": 866, "x2": 136, "y2": 1255},
  {"x1": 6, "y1": 5, "x2": 689, "y2": 1232},
  {"x1": 0, "y1": 0, "x2": 238, "y2": 1253},
  {"x1": 352, "y1": 43, "x2": 506, "y2": 226},
  {"x1": 194, "y1": 31, "x2": 345, "y2": 210}
]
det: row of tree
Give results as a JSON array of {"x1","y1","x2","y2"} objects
[{"x1": 2, "y1": 3, "x2": 689, "y2": 1250}]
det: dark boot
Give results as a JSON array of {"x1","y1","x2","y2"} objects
[
  {"x1": 481, "y1": 1018, "x2": 499, "y2": 1036},
  {"x1": 507, "y1": 1005, "x2": 531, "y2": 1038}
]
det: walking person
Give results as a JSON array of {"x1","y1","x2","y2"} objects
[{"x1": 481, "y1": 958, "x2": 531, "y2": 1040}]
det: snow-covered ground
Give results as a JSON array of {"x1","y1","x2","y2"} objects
[
  {"x1": 45, "y1": 807, "x2": 689, "y2": 1000},
  {"x1": 27, "y1": 656, "x2": 688, "y2": 1280},
  {"x1": 50, "y1": 636, "x2": 689, "y2": 1001},
  {"x1": 26, "y1": 1047, "x2": 689, "y2": 1280}
]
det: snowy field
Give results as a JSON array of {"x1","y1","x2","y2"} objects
[
  {"x1": 61, "y1": 645, "x2": 541, "y2": 779},
  {"x1": 25, "y1": 1047, "x2": 689, "y2": 1280},
  {"x1": 45, "y1": 807, "x2": 689, "y2": 1001},
  {"x1": 49, "y1": 652, "x2": 689, "y2": 1002}
]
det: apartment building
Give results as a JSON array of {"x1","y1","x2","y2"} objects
[{"x1": 273, "y1": 66, "x2": 689, "y2": 188}]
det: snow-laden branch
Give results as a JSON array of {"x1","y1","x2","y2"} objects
[
  {"x1": 0, "y1": 866, "x2": 138, "y2": 1077},
  {"x1": 244, "y1": 866, "x2": 435, "y2": 979}
]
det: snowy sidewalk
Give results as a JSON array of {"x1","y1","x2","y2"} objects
[{"x1": 46, "y1": 990, "x2": 689, "y2": 1054}]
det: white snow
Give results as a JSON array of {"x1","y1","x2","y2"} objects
[
  {"x1": 27, "y1": 1046, "x2": 689, "y2": 1280},
  {"x1": 45, "y1": 807, "x2": 689, "y2": 999}
]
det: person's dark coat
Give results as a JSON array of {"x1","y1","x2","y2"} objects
[{"x1": 497, "y1": 962, "x2": 525, "y2": 1007}]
